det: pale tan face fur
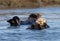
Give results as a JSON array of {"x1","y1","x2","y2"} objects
[{"x1": 36, "y1": 18, "x2": 46, "y2": 26}]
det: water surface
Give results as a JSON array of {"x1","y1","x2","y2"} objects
[{"x1": 0, "y1": 7, "x2": 60, "y2": 41}]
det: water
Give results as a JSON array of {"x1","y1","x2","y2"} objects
[{"x1": 0, "y1": 7, "x2": 60, "y2": 41}]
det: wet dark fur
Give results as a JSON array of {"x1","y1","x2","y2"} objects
[
  {"x1": 27, "y1": 23, "x2": 49, "y2": 30},
  {"x1": 7, "y1": 16, "x2": 20, "y2": 26}
]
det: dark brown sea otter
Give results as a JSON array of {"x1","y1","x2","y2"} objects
[{"x1": 7, "y1": 16, "x2": 20, "y2": 26}]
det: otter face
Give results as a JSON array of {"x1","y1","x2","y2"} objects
[{"x1": 7, "y1": 19, "x2": 15, "y2": 26}]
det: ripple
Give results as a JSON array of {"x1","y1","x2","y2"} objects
[{"x1": 0, "y1": 7, "x2": 60, "y2": 41}]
